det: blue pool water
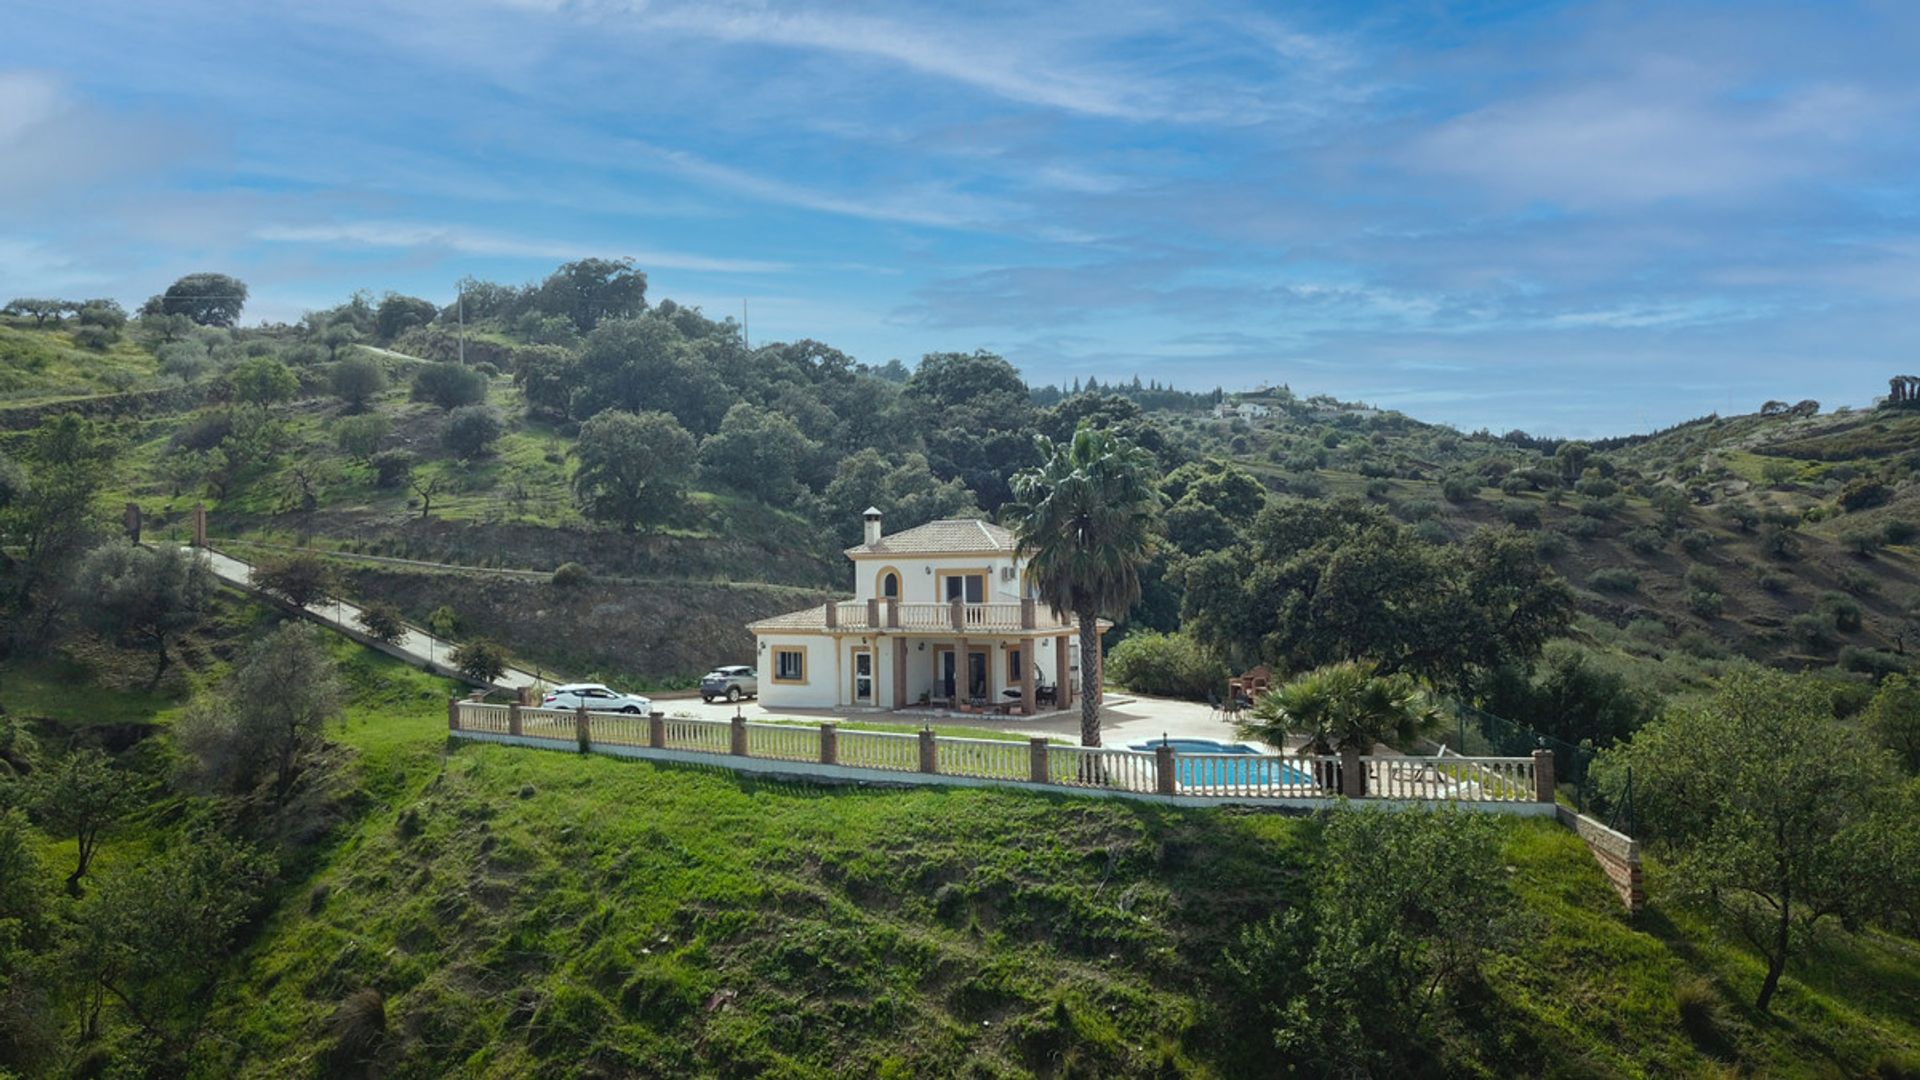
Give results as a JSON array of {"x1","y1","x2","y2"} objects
[{"x1": 1128, "y1": 739, "x2": 1319, "y2": 790}]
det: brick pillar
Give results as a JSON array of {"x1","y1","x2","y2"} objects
[
  {"x1": 1028, "y1": 737, "x2": 1049, "y2": 784},
  {"x1": 574, "y1": 706, "x2": 591, "y2": 752},
  {"x1": 1154, "y1": 744, "x2": 1177, "y2": 795},
  {"x1": 1340, "y1": 748, "x2": 1366, "y2": 798},
  {"x1": 824, "y1": 602, "x2": 838, "y2": 628},
  {"x1": 887, "y1": 598, "x2": 900, "y2": 629},
  {"x1": 508, "y1": 702, "x2": 523, "y2": 737},
  {"x1": 820, "y1": 722, "x2": 838, "y2": 765},
  {"x1": 866, "y1": 598, "x2": 880, "y2": 628},
  {"x1": 447, "y1": 697, "x2": 460, "y2": 731},
  {"x1": 649, "y1": 711, "x2": 666, "y2": 748},
  {"x1": 191, "y1": 503, "x2": 208, "y2": 547},
  {"x1": 1533, "y1": 748, "x2": 1556, "y2": 803},
  {"x1": 730, "y1": 716, "x2": 748, "y2": 756},
  {"x1": 124, "y1": 502, "x2": 141, "y2": 543},
  {"x1": 949, "y1": 597, "x2": 965, "y2": 631},
  {"x1": 918, "y1": 728, "x2": 937, "y2": 773},
  {"x1": 1020, "y1": 597, "x2": 1036, "y2": 630},
  {"x1": 516, "y1": 684, "x2": 535, "y2": 706}
]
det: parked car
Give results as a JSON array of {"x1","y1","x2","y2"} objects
[
  {"x1": 543, "y1": 682, "x2": 653, "y2": 714},
  {"x1": 701, "y1": 665, "x2": 758, "y2": 703}
]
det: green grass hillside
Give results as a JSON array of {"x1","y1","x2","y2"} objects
[{"x1": 186, "y1": 692, "x2": 1919, "y2": 1078}]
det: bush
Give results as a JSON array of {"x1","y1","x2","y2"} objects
[
  {"x1": 411, "y1": 361, "x2": 488, "y2": 410},
  {"x1": 1104, "y1": 631, "x2": 1228, "y2": 701},
  {"x1": 1364, "y1": 478, "x2": 1390, "y2": 499},
  {"x1": 334, "y1": 414, "x2": 390, "y2": 460},
  {"x1": 1288, "y1": 473, "x2": 1326, "y2": 499},
  {"x1": 71, "y1": 324, "x2": 118, "y2": 350},
  {"x1": 1791, "y1": 613, "x2": 1835, "y2": 652},
  {"x1": 1678, "y1": 529, "x2": 1715, "y2": 556},
  {"x1": 551, "y1": 562, "x2": 592, "y2": 588},
  {"x1": 1839, "y1": 478, "x2": 1892, "y2": 512},
  {"x1": 1840, "y1": 646, "x2": 1908, "y2": 680},
  {"x1": 443, "y1": 404, "x2": 503, "y2": 460},
  {"x1": 329, "y1": 355, "x2": 388, "y2": 409},
  {"x1": 1501, "y1": 502, "x2": 1541, "y2": 529},
  {"x1": 1844, "y1": 528, "x2": 1885, "y2": 557},
  {"x1": 1675, "y1": 629, "x2": 1726, "y2": 659},
  {"x1": 1838, "y1": 567, "x2": 1878, "y2": 596},
  {"x1": 369, "y1": 449, "x2": 413, "y2": 488},
  {"x1": 449, "y1": 639, "x2": 510, "y2": 684},
  {"x1": 251, "y1": 551, "x2": 336, "y2": 608},
  {"x1": 356, "y1": 600, "x2": 407, "y2": 644},
  {"x1": 1625, "y1": 527, "x2": 1663, "y2": 554},
  {"x1": 1819, "y1": 592, "x2": 1864, "y2": 632},
  {"x1": 1683, "y1": 565, "x2": 1721, "y2": 593},
  {"x1": 1440, "y1": 475, "x2": 1475, "y2": 503},
  {"x1": 1687, "y1": 589, "x2": 1725, "y2": 619},
  {"x1": 1885, "y1": 519, "x2": 1919, "y2": 545},
  {"x1": 1398, "y1": 499, "x2": 1439, "y2": 522},
  {"x1": 1533, "y1": 531, "x2": 1570, "y2": 559},
  {"x1": 1590, "y1": 568, "x2": 1639, "y2": 593},
  {"x1": 1563, "y1": 516, "x2": 1603, "y2": 540},
  {"x1": 1755, "y1": 568, "x2": 1791, "y2": 593}
]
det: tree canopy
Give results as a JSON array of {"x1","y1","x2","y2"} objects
[
  {"x1": 572, "y1": 409, "x2": 695, "y2": 533},
  {"x1": 148, "y1": 272, "x2": 248, "y2": 327}
]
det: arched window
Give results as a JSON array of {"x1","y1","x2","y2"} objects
[{"x1": 881, "y1": 571, "x2": 900, "y2": 599}]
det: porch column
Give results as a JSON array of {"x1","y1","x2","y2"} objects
[
  {"x1": 1055, "y1": 635, "x2": 1072, "y2": 708},
  {"x1": 1021, "y1": 638, "x2": 1036, "y2": 715},
  {"x1": 893, "y1": 637, "x2": 908, "y2": 709},
  {"x1": 958, "y1": 636, "x2": 969, "y2": 705}
]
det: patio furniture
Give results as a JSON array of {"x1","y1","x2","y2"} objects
[
  {"x1": 1227, "y1": 665, "x2": 1272, "y2": 706},
  {"x1": 1206, "y1": 689, "x2": 1223, "y2": 723}
]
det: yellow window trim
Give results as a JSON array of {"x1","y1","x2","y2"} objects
[
  {"x1": 771, "y1": 647, "x2": 808, "y2": 684},
  {"x1": 874, "y1": 564, "x2": 904, "y2": 601}
]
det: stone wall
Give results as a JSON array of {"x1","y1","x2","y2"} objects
[{"x1": 1557, "y1": 806, "x2": 1645, "y2": 912}]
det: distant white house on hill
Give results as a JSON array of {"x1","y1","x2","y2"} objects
[
  {"x1": 1212, "y1": 399, "x2": 1271, "y2": 420},
  {"x1": 747, "y1": 510, "x2": 1096, "y2": 714}
]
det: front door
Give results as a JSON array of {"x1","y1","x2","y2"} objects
[
  {"x1": 936, "y1": 647, "x2": 957, "y2": 701},
  {"x1": 966, "y1": 650, "x2": 988, "y2": 703},
  {"x1": 852, "y1": 648, "x2": 874, "y2": 705}
]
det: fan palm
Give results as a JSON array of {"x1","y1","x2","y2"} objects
[
  {"x1": 1008, "y1": 425, "x2": 1159, "y2": 746},
  {"x1": 1239, "y1": 660, "x2": 1439, "y2": 756}
]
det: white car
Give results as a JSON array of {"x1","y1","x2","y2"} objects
[{"x1": 542, "y1": 682, "x2": 654, "y2": 714}]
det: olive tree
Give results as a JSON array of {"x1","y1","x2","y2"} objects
[
  {"x1": 173, "y1": 622, "x2": 343, "y2": 800},
  {"x1": 29, "y1": 749, "x2": 141, "y2": 896},
  {"x1": 1595, "y1": 666, "x2": 1904, "y2": 1012},
  {"x1": 68, "y1": 541, "x2": 215, "y2": 688}
]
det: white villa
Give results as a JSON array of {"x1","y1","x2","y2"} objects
[{"x1": 747, "y1": 510, "x2": 1099, "y2": 714}]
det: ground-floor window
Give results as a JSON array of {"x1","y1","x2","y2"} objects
[
  {"x1": 773, "y1": 648, "x2": 806, "y2": 683},
  {"x1": 1007, "y1": 647, "x2": 1024, "y2": 683}
]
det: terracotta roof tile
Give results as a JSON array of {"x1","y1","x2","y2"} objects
[{"x1": 845, "y1": 518, "x2": 1016, "y2": 556}]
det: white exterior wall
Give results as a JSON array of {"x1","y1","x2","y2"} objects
[
  {"x1": 852, "y1": 554, "x2": 1025, "y2": 603},
  {"x1": 756, "y1": 633, "x2": 838, "y2": 710}
]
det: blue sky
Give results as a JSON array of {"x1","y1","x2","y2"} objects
[{"x1": 4, "y1": 1, "x2": 1918, "y2": 436}]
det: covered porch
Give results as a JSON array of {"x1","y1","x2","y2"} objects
[{"x1": 879, "y1": 630, "x2": 1088, "y2": 717}]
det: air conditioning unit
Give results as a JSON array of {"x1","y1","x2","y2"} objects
[{"x1": 1001, "y1": 567, "x2": 1017, "y2": 581}]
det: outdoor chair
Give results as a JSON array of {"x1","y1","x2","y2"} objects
[{"x1": 1206, "y1": 690, "x2": 1223, "y2": 722}]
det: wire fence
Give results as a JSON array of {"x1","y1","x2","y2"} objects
[{"x1": 1435, "y1": 703, "x2": 1623, "y2": 825}]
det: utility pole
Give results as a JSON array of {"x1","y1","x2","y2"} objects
[
  {"x1": 457, "y1": 283, "x2": 466, "y2": 366},
  {"x1": 742, "y1": 298, "x2": 750, "y2": 349}
]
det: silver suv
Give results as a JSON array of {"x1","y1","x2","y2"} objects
[{"x1": 700, "y1": 665, "x2": 758, "y2": 703}]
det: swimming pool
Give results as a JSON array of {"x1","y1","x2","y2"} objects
[{"x1": 1128, "y1": 738, "x2": 1320, "y2": 792}]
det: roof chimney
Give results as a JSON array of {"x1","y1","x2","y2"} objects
[{"x1": 863, "y1": 506, "x2": 883, "y2": 546}]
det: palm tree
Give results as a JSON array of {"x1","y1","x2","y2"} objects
[
  {"x1": 1008, "y1": 425, "x2": 1159, "y2": 746},
  {"x1": 1239, "y1": 660, "x2": 1439, "y2": 758}
]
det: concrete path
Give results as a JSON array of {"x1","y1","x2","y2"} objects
[{"x1": 188, "y1": 546, "x2": 549, "y2": 693}]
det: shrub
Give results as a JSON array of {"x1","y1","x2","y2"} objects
[
  {"x1": 1364, "y1": 478, "x2": 1390, "y2": 499},
  {"x1": 1626, "y1": 617, "x2": 1670, "y2": 644},
  {"x1": 449, "y1": 638, "x2": 509, "y2": 684},
  {"x1": 1533, "y1": 531, "x2": 1570, "y2": 559},
  {"x1": 1755, "y1": 569, "x2": 1791, "y2": 593},
  {"x1": 329, "y1": 355, "x2": 388, "y2": 409},
  {"x1": 1687, "y1": 589, "x2": 1725, "y2": 619},
  {"x1": 1440, "y1": 475, "x2": 1474, "y2": 503},
  {"x1": 1683, "y1": 565, "x2": 1721, "y2": 594},
  {"x1": 411, "y1": 361, "x2": 488, "y2": 410},
  {"x1": 251, "y1": 551, "x2": 336, "y2": 608},
  {"x1": 1501, "y1": 502, "x2": 1541, "y2": 529},
  {"x1": 1412, "y1": 520, "x2": 1448, "y2": 545},
  {"x1": 1844, "y1": 528, "x2": 1885, "y2": 557},
  {"x1": 1574, "y1": 472, "x2": 1618, "y2": 499},
  {"x1": 369, "y1": 449, "x2": 413, "y2": 488},
  {"x1": 1563, "y1": 516, "x2": 1603, "y2": 540},
  {"x1": 1760, "y1": 523, "x2": 1800, "y2": 560},
  {"x1": 1288, "y1": 473, "x2": 1326, "y2": 499},
  {"x1": 1590, "y1": 568, "x2": 1639, "y2": 593},
  {"x1": 1675, "y1": 629, "x2": 1726, "y2": 659},
  {"x1": 1625, "y1": 527, "x2": 1663, "y2": 554},
  {"x1": 551, "y1": 562, "x2": 592, "y2": 588},
  {"x1": 1678, "y1": 529, "x2": 1715, "y2": 556},
  {"x1": 1105, "y1": 631, "x2": 1228, "y2": 701},
  {"x1": 1790, "y1": 613, "x2": 1835, "y2": 652},
  {"x1": 1819, "y1": 592, "x2": 1864, "y2": 631},
  {"x1": 356, "y1": 600, "x2": 407, "y2": 644},
  {"x1": 1576, "y1": 496, "x2": 1621, "y2": 519},
  {"x1": 334, "y1": 414, "x2": 390, "y2": 460},
  {"x1": 1885, "y1": 519, "x2": 1919, "y2": 545},
  {"x1": 1840, "y1": 646, "x2": 1908, "y2": 680},
  {"x1": 443, "y1": 405, "x2": 503, "y2": 460},
  {"x1": 1398, "y1": 499, "x2": 1439, "y2": 522},
  {"x1": 1839, "y1": 477, "x2": 1892, "y2": 512},
  {"x1": 71, "y1": 324, "x2": 118, "y2": 350},
  {"x1": 1838, "y1": 567, "x2": 1878, "y2": 596}
]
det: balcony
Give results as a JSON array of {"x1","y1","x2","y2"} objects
[{"x1": 824, "y1": 598, "x2": 1075, "y2": 633}]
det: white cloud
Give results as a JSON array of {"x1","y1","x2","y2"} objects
[
  {"x1": 254, "y1": 221, "x2": 789, "y2": 273},
  {"x1": 0, "y1": 71, "x2": 64, "y2": 145}
]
